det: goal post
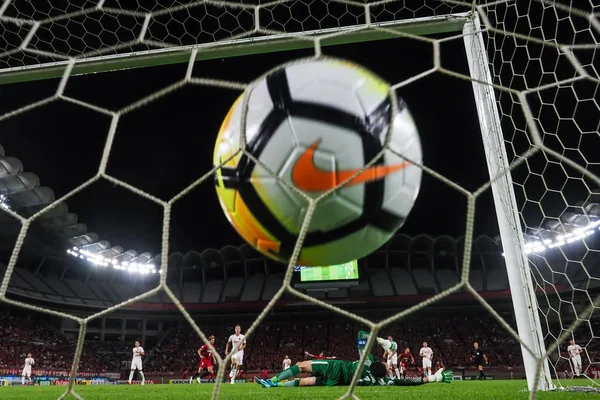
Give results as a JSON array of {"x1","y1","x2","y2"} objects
[{"x1": 462, "y1": 13, "x2": 554, "y2": 392}]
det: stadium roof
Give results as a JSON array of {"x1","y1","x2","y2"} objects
[
  {"x1": 1, "y1": 140, "x2": 599, "y2": 275},
  {"x1": 0, "y1": 143, "x2": 156, "y2": 272}
]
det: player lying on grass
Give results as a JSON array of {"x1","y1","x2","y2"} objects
[
  {"x1": 256, "y1": 358, "x2": 452, "y2": 387},
  {"x1": 255, "y1": 331, "x2": 452, "y2": 388}
]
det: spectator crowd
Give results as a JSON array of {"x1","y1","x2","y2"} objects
[
  {"x1": 0, "y1": 313, "x2": 116, "y2": 372},
  {"x1": 2, "y1": 310, "x2": 599, "y2": 376}
]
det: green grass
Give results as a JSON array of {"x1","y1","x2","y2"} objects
[{"x1": 1, "y1": 380, "x2": 598, "y2": 399}]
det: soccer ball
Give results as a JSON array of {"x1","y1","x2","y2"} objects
[{"x1": 213, "y1": 58, "x2": 422, "y2": 266}]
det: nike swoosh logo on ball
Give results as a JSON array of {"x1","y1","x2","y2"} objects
[{"x1": 291, "y1": 139, "x2": 410, "y2": 192}]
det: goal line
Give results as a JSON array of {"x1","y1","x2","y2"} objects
[{"x1": 0, "y1": 13, "x2": 468, "y2": 85}]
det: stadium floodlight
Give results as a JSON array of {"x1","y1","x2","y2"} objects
[
  {"x1": 0, "y1": 1, "x2": 599, "y2": 399},
  {"x1": 67, "y1": 246, "x2": 157, "y2": 273},
  {"x1": 0, "y1": 176, "x2": 158, "y2": 273},
  {"x1": 0, "y1": 144, "x2": 159, "y2": 274},
  {"x1": 523, "y1": 219, "x2": 600, "y2": 255}
]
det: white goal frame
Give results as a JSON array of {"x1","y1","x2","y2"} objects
[
  {"x1": 462, "y1": 13, "x2": 553, "y2": 393},
  {"x1": 0, "y1": 10, "x2": 554, "y2": 393}
]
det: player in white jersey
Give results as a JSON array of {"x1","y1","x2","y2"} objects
[
  {"x1": 372, "y1": 335, "x2": 400, "y2": 379},
  {"x1": 419, "y1": 342, "x2": 434, "y2": 376},
  {"x1": 225, "y1": 325, "x2": 246, "y2": 384},
  {"x1": 382, "y1": 336, "x2": 400, "y2": 379},
  {"x1": 128, "y1": 340, "x2": 146, "y2": 385},
  {"x1": 21, "y1": 353, "x2": 34, "y2": 386},
  {"x1": 283, "y1": 355, "x2": 292, "y2": 370},
  {"x1": 567, "y1": 339, "x2": 583, "y2": 378}
]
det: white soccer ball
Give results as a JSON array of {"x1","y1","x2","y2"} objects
[{"x1": 214, "y1": 58, "x2": 422, "y2": 266}]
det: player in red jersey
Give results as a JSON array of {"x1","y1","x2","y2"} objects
[
  {"x1": 399, "y1": 348, "x2": 414, "y2": 379},
  {"x1": 190, "y1": 335, "x2": 217, "y2": 384},
  {"x1": 435, "y1": 359, "x2": 445, "y2": 372}
]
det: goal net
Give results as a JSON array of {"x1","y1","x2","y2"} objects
[{"x1": 0, "y1": 0, "x2": 598, "y2": 399}]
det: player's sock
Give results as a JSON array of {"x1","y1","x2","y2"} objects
[
  {"x1": 200, "y1": 371, "x2": 210, "y2": 379},
  {"x1": 139, "y1": 371, "x2": 145, "y2": 383},
  {"x1": 276, "y1": 379, "x2": 300, "y2": 387},
  {"x1": 21, "y1": 377, "x2": 24, "y2": 385},
  {"x1": 128, "y1": 371, "x2": 134, "y2": 382},
  {"x1": 395, "y1": 368, "x2": 401, "y2": 379},
  {"x1": 271, "y1": 365, "x2": 300, "y2": 383},
  {"x1": 192, "y1": 372, "x2": 200, "y2": 379},
  {"x1": 392, "y1": 377, "x2": 425, "y2": 386}
]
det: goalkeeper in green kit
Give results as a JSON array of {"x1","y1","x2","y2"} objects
[{"x1": 255, "y1": 331, "x2": 453, "y2": 388}]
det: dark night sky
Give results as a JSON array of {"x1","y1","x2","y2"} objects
[{"x1": 0, "y1": 34, "x2": 502, "y2": 256}]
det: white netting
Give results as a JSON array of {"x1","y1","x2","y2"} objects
[
  {"x1": 484, "y1": 0, "x2": 600, "y2": 389},
  {"x1": 0, "y1": 1, "x2": 599, "y2": 399}
]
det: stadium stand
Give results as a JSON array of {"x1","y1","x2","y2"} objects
[
  {"x1": 3, "y1": 304, "x2": 600, "y2": 380},
  {"x1": 1, "y1": 141, "x2": 597, "y2": 379},
  {"x1": 0, "y1": 309, "x2": 525, "y2": 370},
  {"x1": 1, "y1": 235, "x2": 518, "y2": 310},
  {"x1": 0, "y1": 311, "x2": 122, "y2": 372}
]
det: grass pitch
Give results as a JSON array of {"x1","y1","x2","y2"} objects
[{"x1": 1, "y1": 380, "x2": 598, "y2": 399}]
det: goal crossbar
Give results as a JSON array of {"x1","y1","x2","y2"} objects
[{"x1": 0, "y1": 13, "x2": 468, "y2": 85}]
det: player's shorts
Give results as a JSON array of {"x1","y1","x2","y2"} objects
[
  {"x1": 422, "y1": 359, "x2": 432, "y2": 369},
  {"x1": 387, "y1": 354, "x2": 398, "y2": 366},
  {"x1": 310, "y1": 360, "x2": 354, "y2": 387},
  {"x1": 22, "y1": 367, "x2": 31, "y2": 377},
  {"x1": 200, "y1": 357, "x2": 213, "y2": 369},
  {"x1": 231, "y1": 350, "x2": 244, "y2": 365},
  {"x1": 131, "y1": 359, "x2": 143, "y2": 371}
]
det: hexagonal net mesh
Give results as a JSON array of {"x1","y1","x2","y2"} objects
[
  {"x1": 485, "y1": 0, "x2": 600, "y2": 392},
  {"x1": 0, "y1": 0, "x2": 598, "y2": 399}
]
